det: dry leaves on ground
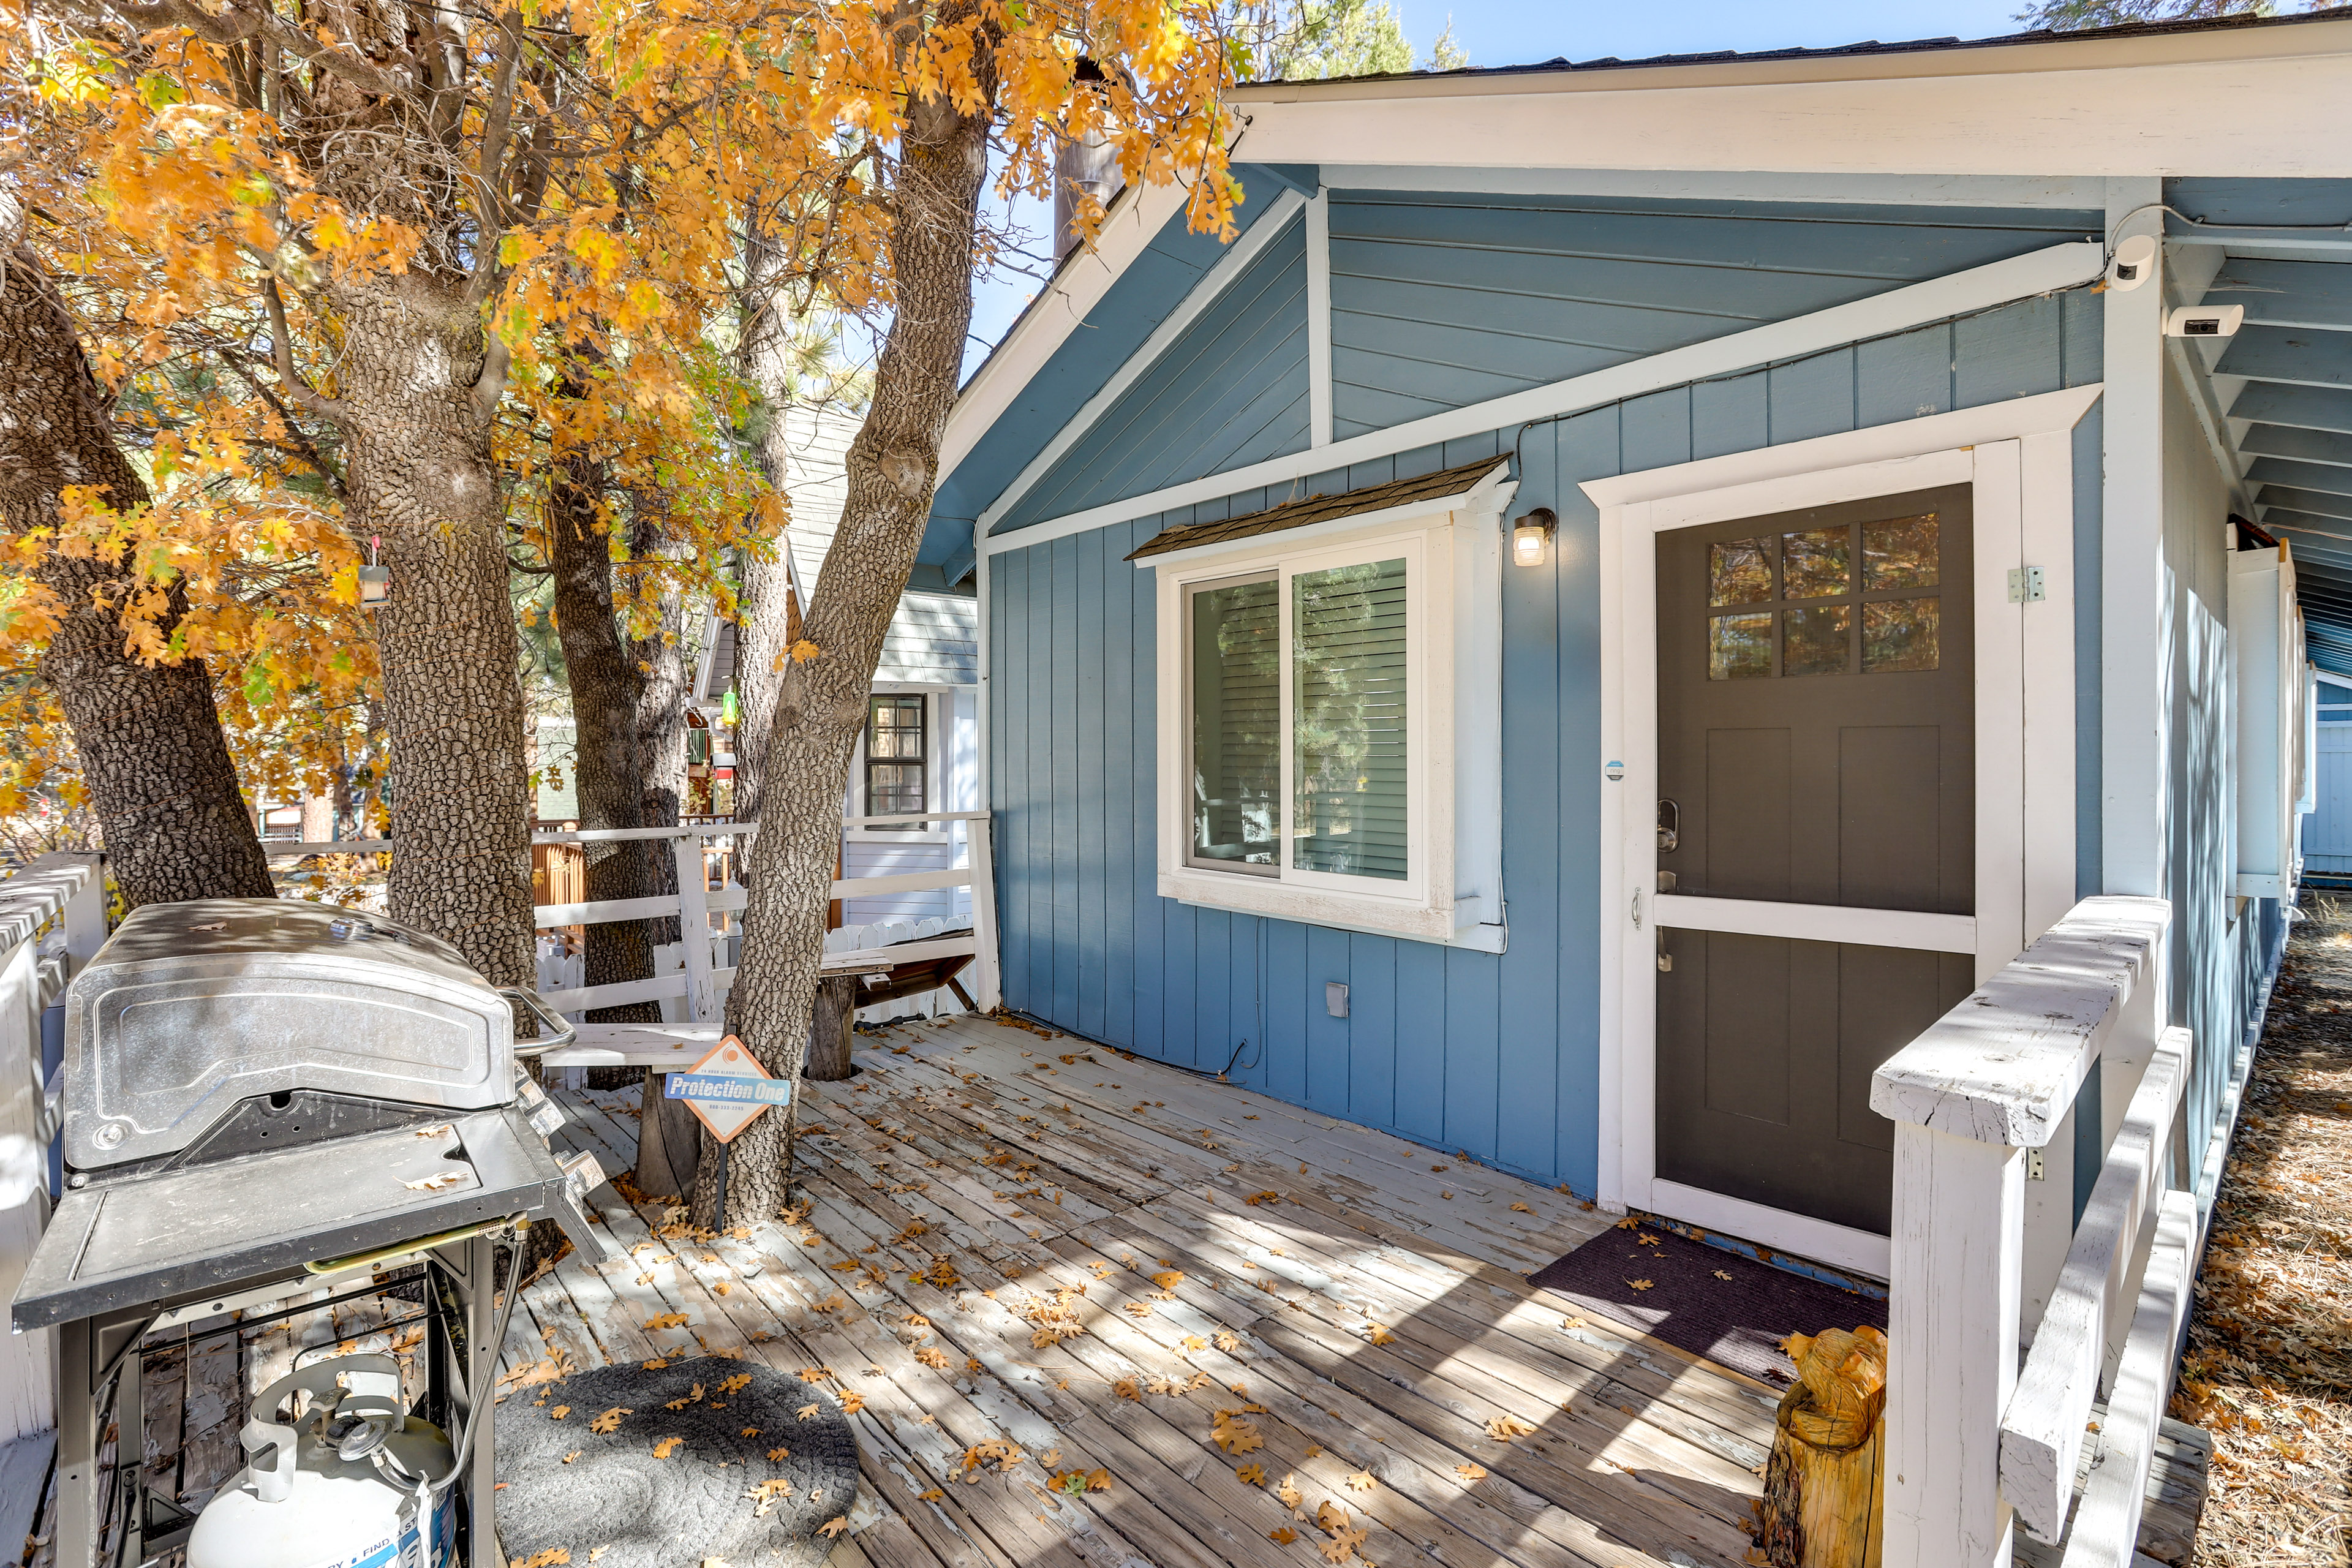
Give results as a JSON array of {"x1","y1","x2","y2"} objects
[
  {"x1": 2171, "y1": 893, "x2": 2352, "y2": 1567},
  {"x1": 1485, "y1": 1416, "x2": 1534, "y2": 1441},
  {"x1": 652, "y1": 1437, "x2": 684, "y2": 1459},
  {"x1": 1455, "y1": 1463, "x2": 1487, "y2": 1483},
  {"x1": 589, "y1": 1408, "x2": 629, "y2": 1434},
  {"x1": 1212, "y1": 1409, "x2": 1265, "y2": 1454}
]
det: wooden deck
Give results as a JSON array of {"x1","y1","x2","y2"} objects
[{"x1": 522, "y1": 1012, "x2": 1784, "y2": 1568}]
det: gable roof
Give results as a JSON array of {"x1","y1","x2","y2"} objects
[
  {"x1": 1126, "y1": 458, "x2": 1506, "y2": 562},
  {"x1": 1232, "y1": 6, "x2": 2352, "y2": 93}
]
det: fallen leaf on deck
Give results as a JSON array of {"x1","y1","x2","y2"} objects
[
  {"x1": 1182, "y1": 1334, "x2": 1208, "y2": 1351},
  {"x1": 512, "y1": 1551, "x2": 570, "y2": 1567},
  {"x1": 1454, "y1": 1464, "x2": 1486, "y2": 1483},
  {"x1": 1152, "y1": 1270, "x2": 1185, "y2": 1290},
  {"x1": 1713, "y1": 1270, "x2": 1734, "y2": 1281},
  {"x1": 1276, "y1": 1475, "x2": 1303, "y2": 1508},
  {"x1": 1123, "y1": 1302, "x2": 1153, "y2": 1318},
  {"x1": 549, "y1": 1406, "x2": 570, "y2": 1420},
  {"x1": 1270, "y1": 1528, "x2": 1298, "y2": 1544},
  {"x1": 1365, "y1": 1324, "x2": 1395, "y2": 1347},
  {"x1": 1509, "y1": 1202, "x2": 1532, "y2": 1213},
  {"x1": 1237, "y1": 1463, "x2": 1267, "y2": 1485},
  {"x1": 589, "y1": 1408, "x2": 630, "y2": 1434},
  {"x1": 915, "y1": 1347, "x2": 951, "y2": 1369},
  {"x1": 643, "y1": 1313, "x2": 688, "y2": 1332},
  {"x1": 1344, "y1": 1471, "x2": 1374, "y2": 1492},
  {"x1": 918, "y1": 1488, "x2": 944, "y2": 1501},
  {"x1": 818, "y1": 1518, "x2": 848, "y2": 1539},
  {"x1": 799, "y1": 1367, "x2": 833, "y2": 1383},
  {"x1": 1216, "y1": 1332, "x2": 1242, "y2": 1352},
  {"x1": 1244, "y1": 1191, "x2": 1280, "y2": 1206},
  {"x1": 796, "y1": 1404, "x2": 820, "y2": 1420},
  {"x1": 1486, "y1": 1417, "x2": 1534, "y2": 1441},
  {"x1": 652, "y1": 1436, "x2": 685, "y2": 1459},
  {"x1": 1561, "y1": 1316, "x2": 1586, "y2": 1330},
  {"x1": 839, "y1": 1390, "x2": 865, "y2": 1414},
  {"x1": 1212, "y1": 1410, "x2": 1264, "y2": 1454},
  {"x1": 1627, "y1": 1279, "x2": 1654, "y2": 1291}
]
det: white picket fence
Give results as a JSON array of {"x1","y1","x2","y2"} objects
[
  {"x1": 1872, "y1": 895, "x2": 2228, "y2": 1568},
  {"x1": 274, "y1": 812, "x2": 1001, "y2": 1027},
  {"x1": 0, "y1": 852, "x2": 108, "y2": 1523}
]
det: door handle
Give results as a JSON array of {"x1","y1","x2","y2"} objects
[{"x1": 1657, "y1": 799, "x2": 1679, "y2": 854}]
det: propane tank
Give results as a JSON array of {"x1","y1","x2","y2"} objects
[{"x1": 188, "y1": 1354, "x2": 456, "y2": 1568}]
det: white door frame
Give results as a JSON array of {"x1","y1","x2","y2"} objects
[{"x1": 1586, "y1": 383, "x2": 2100, "y2": 1280}]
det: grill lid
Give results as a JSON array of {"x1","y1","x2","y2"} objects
[{"x1": 62, "y1": 899, "x2": 516, "y2": 1171}]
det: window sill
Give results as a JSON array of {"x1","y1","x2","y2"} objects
[{"x1": 1158, "y1": 869, "x2": 1505, "y2": 953}]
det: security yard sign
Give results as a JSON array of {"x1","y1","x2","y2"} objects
[{"x1": 665, "y1": 1035, "x2": 791, "y2": 1142}]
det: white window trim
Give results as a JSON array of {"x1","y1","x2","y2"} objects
[
  {"x1": 1151, "y1": 486, "x2": 1512, "y2": 950},
  {"x1": 848, "y1": 685, "x2": 953, "y2": 842},
  {"x1": 1586, "y1": 382, "x2": 2099, "y2": 1280}
]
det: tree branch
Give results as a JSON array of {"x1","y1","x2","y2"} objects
[
  {"x1": 211, "y1": 347, "x2": 349, "y2": 499},
  {"x1": 100, "y1": 0, "x2": 415, "y2": 101},
  {"x1": 263, "y1": 277, "x2": 353, "y2": 425}
]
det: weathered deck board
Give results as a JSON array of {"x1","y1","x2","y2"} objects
[{"x1": 38, "y1": 1011, "x2": 1812, "y2": 1568}]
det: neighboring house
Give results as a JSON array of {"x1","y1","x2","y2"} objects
[
  {"x1": 911, "y1": 14, "x2": 2352, "y2": 1564},
  {"x1": 2305, "y1": 672, "x2": 2352, "y2": 883},
  {"x1": 695, "y1": 401, "x2": 983, "y2": 933}
]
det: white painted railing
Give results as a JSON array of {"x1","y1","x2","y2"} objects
[
  {"x1": 0, "y1": 854, "x2": 109, "y2": 1460},
  {"x1": 1871, "y1": 895, "x2": 2195, "y2": 1568},
  {"x1": 263, "y1": 812, "x2": 1002, "y2": 1023}
]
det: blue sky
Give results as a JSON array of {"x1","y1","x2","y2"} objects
[{"x1": 958, "y1": 0, "x2": 2041, "y2": 376}]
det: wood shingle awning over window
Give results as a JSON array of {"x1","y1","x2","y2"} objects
[{"x1": 1123, "y1": 458, "x2": 1509, "y2": 562}]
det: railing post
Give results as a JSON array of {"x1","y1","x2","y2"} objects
[
  {"x1": 967, "y1": 814, "x2": 1001, "y2": 1013},
  {"x1": 674, "y1": 832, "x2": 715, "y2": 1023},
  {"x1": 1882, "y1": 1124, "x2": 2023, "y2": 1568}
]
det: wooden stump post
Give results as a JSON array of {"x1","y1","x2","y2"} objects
[
  {"x1": 803, "y1": 974, "x2": 859, "y2": 1080},
  {"x1": 633, "y1": 1074, "x2": 703, "y2": 1200},
  {"x1": 1760, "y1": 1325, "x2": 1890, "y2": 1568}
]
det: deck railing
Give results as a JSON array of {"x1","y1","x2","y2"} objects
[
  {"x1": 1872, "y1": 895, "x2": 2203, "y2": 1568},
  {"x1": 265, "y1": 811, "x2": 1001, "y2": 1023},
  {"x1": 0, "y1": 853, "x2": 108, "y2": 1479}
]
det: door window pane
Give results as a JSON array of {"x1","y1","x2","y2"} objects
[
  {"x1": 865, "y1": 695, "x2": 927, "y2": 821},
  {"x1": 1294, "y1": 559, "x2": 1408, "y2": 880},
  {"x1": 1189, "y1": 578, "x2": 1280, "y2": 868},
  {"x1": 1784, "y1": 605, "x2": 1853, "y2": 677},
  {"x1": 1710, "y1": 538, "x2": 1772, "y2": 606},
  {"x1": 1781, "y1": 527, "x2": 1852, "y2": 600},
  {"x1": 1864, "y1": 598, "x2": 1940, "y2": 672},
  {"x1": 1864, "y1": 514, "x2": 1939, "y2": 590},
  {"x1": 1709, "y1": 612, "x2": 1773, "y2": 680}
]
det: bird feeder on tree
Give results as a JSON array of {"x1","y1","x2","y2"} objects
[{"x1": 358, "y1": 536, "x2": 390, "y2": 610}]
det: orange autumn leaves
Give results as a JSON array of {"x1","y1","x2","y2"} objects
[{"x1": 5, "y1": 0, "x2": 1244, "y2": 823}]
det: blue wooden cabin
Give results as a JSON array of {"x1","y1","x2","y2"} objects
[{"x1": 909, "y1": 14, "x2": 2352, "y2": 1558}]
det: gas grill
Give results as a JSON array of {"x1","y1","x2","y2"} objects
[{"x1": 13, "y1": 897, "x2": 616, "y2": 1567}]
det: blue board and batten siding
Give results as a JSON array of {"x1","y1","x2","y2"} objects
[{"x1": 988, "y1": 274, "x2": 2104, "y2": 1193}]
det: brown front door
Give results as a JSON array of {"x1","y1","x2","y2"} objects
[{"x1": 1654, "y1": 484, "x2": 1977, "y2": 1237}]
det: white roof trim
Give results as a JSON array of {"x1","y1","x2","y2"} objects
[
  {"x1": 974, "y1": 187, "x2": 1307, "y2": 537},
  {"x1": 1232, "y1": 50, "x2": 2352, "y2": 179},
  {"x1": 981, "y1": 238, "x2": 2102, "y2": 559},
  {"x1": 940, "y1": 176, "x2": 1194, "y2": 482}
]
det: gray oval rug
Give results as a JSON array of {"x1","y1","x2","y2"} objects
[{"x1": 497, "y1": 1356, "x2": 860, "y2": 1567}]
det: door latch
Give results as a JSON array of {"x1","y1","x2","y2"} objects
[
  {"x1": 1657, "y1": 799, "x2": 1680, "y2": 853},
  {"x1": 1656, "y1": 929, "x2": 1673, "y2": 973}
]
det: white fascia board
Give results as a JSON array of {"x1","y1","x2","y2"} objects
[
  {"x1": 982, "y1": 239, "x2": 2101, "y2": 559},
  {"x1": 1231, "y1": 52, "x2": 2352, "y2": 179},
  {"x1": 974, "y1": 189, "x2": 1308, "y2": 536},
  {"x1": 941, "y1": 176, "x2": 1195, "y2": 481},
  {"x1": 1320, "y1": 165, "x2": 2114, "y2": 211}
]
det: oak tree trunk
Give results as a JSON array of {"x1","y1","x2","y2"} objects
[
  {"x1": 335, "y1": 282, "x2": 536, "y2": 989},
  {"x1": 0, "y1": 227, "x2": 276, "y2": 910},
  {"x1": 546, "y1": 438, "x2": 660, "y2": 1027},
  {"x1": 628, "y1": 494, "x2": 689, "y2": 946},
  {"x1": 731, "y1": 211, "x2": 809, "y2": 842},
  {"x1": 695, "y1": 27, "x2": 995, "y2": 1229}
]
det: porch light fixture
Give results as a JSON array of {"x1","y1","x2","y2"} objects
[{"x1": 1512, "y1": 508, "x2": 1557, "y2": 567}]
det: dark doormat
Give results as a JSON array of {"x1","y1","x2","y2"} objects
[
  {"x1": 1527, "y1": 1221, "x2": 1888, "y2": 1387},
  {"x1": 497, "y1": 1355, "x2": 862, "y2": 1567}
]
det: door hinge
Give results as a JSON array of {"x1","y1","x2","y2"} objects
[{"x1": 2007, "y1": 565, "x2": 2047, "y2": 604}]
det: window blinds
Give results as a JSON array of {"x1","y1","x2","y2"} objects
[
  {"x1": 1292, "y1": 558, "x2": 1409, "y2": 880},
  {"x1": 1189, "y1": 578, "x2": 1280, "y2": 867}
]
